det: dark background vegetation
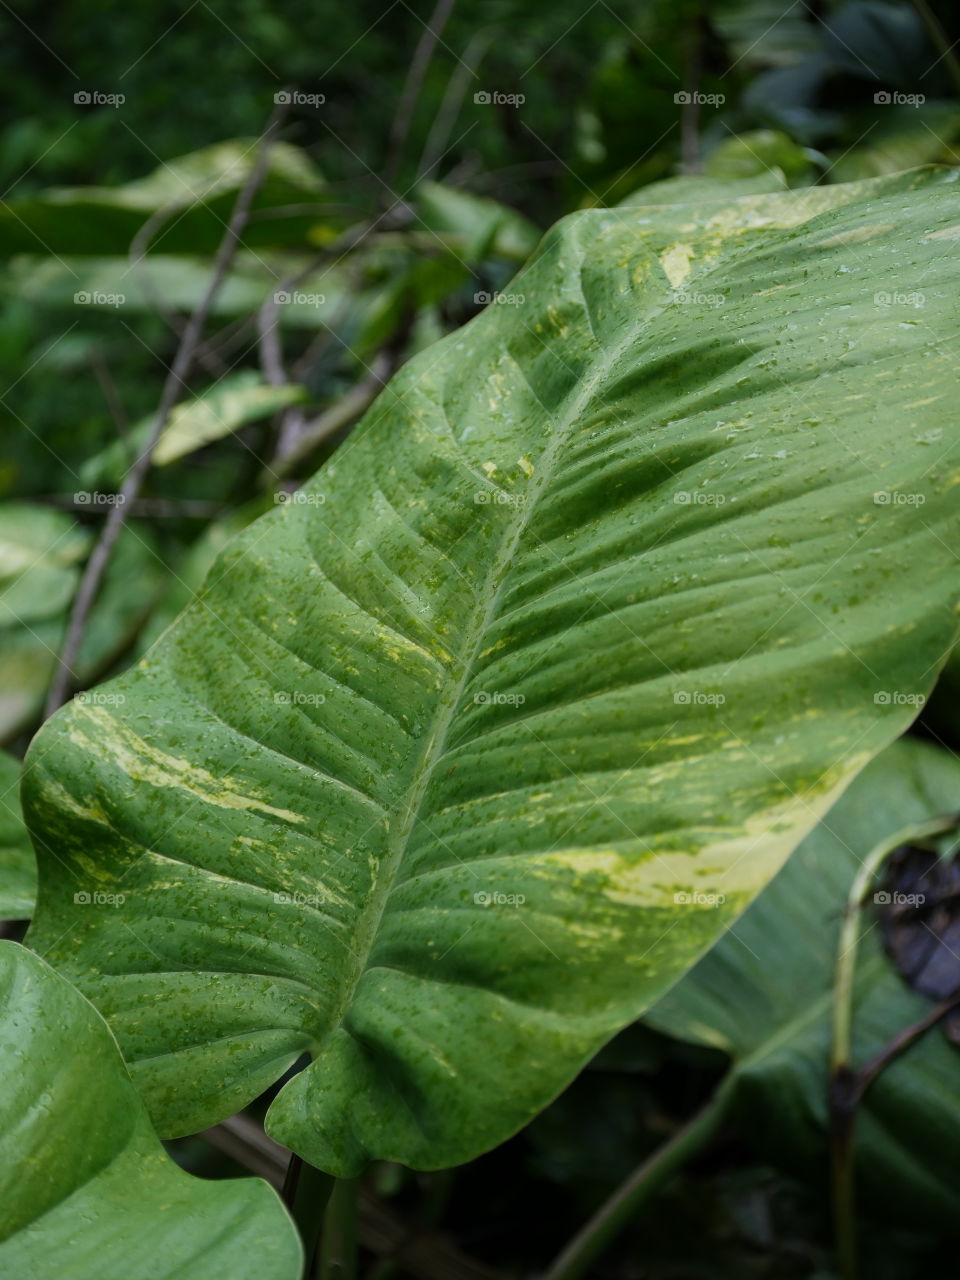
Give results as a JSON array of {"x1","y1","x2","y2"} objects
[{"x1": 2, "y1": 1, "x2": 960, "y2": 1276}]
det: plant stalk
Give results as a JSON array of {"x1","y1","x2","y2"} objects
[
  {"x1": 829, "y1": 813, "x2": 960, "y2": 1280},
  {"x1": 541, "y1": 1077, "x2": 733, "y2": 1280},
  {"x1": 318, "y1": 1176, "x2": 360, "y2": 1280},
  {"x1": 283, "y1": 1154, "x2": 335, "y2": 1276}
]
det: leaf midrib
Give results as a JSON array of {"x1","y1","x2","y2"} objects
[{"x1": 328, "y1": 287, "x2": 637, "y2": 1035}]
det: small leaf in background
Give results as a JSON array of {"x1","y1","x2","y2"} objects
[{"x1": 152, "y1": 371, "x2": 309, "y2": 465}]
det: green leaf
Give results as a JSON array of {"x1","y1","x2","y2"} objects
[
  {"x1": 0, "y1": 510, "x2": 166, "y2": 741},
  {"x1": 0, "y1": 942, "x2": 301, "y2": 1278},
  {"x1": 0, "y1": 504, "x2": 90, "y2": 629},
  {"x1": 80, "y1": 374, "x2": 308, "y2": 480},
  {"x1": 704, "y1": 129, "x2": 817, "y2": 186},
  {"x1": 153, "y1": 373, "x2": 309, "y2": 466},
  {"x1": 23, "y1": 168, "x2": 960, "y2": 1176},
  {"x1": 416, "y1": 181, "x2": 541, "y2": 261},
  {"x1": 648, "y1": 738, "x2": 960, "y2": 1230},
  {"x1": 0, "y1": 753, "x2": 34, "y2": 918},
  {"x1": 617, "y1": 172, "x2": 788, "y2": 207},
  {"x1": 0, "y1": 140, "x2": 327, "y2": 256}
]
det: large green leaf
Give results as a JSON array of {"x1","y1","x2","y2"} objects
[
  {"x1": 23, "y1": 168, "x2": 960, "y2": 1176},
  {"x1": 0, "y1": 753, "x2": 34, "y2": 917},
  {"x1": 648, "y1": 738, "x2": 960, "y2": 1230},
  {"x1": 0, "y1": 941, "x2": 301, "y2": 1278}
]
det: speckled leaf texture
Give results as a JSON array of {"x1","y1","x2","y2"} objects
[
  {"x1": 0, "y1": 943, "x2": 301, "y2": 1279},
  {"x1": 23, "y1": 168, "x2": 960, "y2": 1175}
]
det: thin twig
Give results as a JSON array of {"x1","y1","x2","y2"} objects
[
  {"x1": 44, "y1": 101, "x2": 289, "y2": 718},
  {"x1": 384, "y1": 0, "x2": 458, "y2": 191},
  {"x1": 269, "y1": 351, "x2": 394, "y2": 483},
  {"x1": 856, "y1": 992, "x2": 960, "y2": 1096},
  {"x1": 680, "y1": 11, "x2": 704, "y2": 175},
  {"x1": 417, "y1": 30, "x2": 491, "y2": 180}
]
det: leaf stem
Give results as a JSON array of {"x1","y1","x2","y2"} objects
[
  {"x1": 283, "y1": 1154, "x2": 335, "y2": 1276},
  {"x1": 541, "y1": 1077, "x2": 733, "y2": 1280},
  {"x1": 829, "y1": 813, "x2": 960, "y2": 1280},
  {"x1": 318, "y1": 1176, "x2": 360, "y2": 1280}
]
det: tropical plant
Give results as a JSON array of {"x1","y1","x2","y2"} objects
[{"x1": 5, "y1": 164, "x2": 960, "y2": 1275}]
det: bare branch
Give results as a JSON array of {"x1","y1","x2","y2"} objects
[{"x1": 44, "y1": 101, "x2": 289, "y2": 718}]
